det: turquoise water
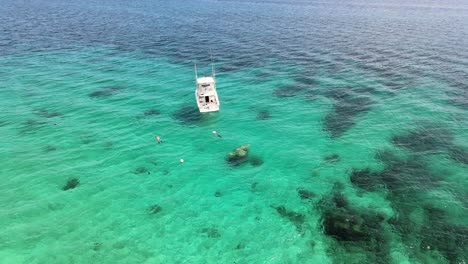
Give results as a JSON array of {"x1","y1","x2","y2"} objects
[{"x1": 1, "y1": 0, "x2": 468, "y2": 263}]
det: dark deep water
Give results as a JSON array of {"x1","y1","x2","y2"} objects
[{"x1": 0, "y1": 0, "x2": 467, "y2": 263}]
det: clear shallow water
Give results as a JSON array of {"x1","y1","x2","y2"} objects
[{"x1": 0, "y1": 0, "x2": 467, "y2": 263}]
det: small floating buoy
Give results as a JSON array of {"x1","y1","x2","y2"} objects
[{"x1": 180, "y1": 159, "x2": 184, "y2": 163}]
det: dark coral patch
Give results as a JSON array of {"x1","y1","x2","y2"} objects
[
  {"x1": 392, "y1": 126, "x2": 468, "y2": 165},
  {"x1": 35, "y1": 109, "x2": 62, "y2": 118},
  {"x1": 447, "y1": 86, "x2": 468, "y2": 110},
  {"x1": 144, "y1": 109, "x2": 160, "y2": 116},
  {"x1": 63, "y1": 178, "x2": 80, "y2": 191},
  {"x1": 419, "y1": 207, "x2": 468, "y2": 263},
  {"x1": 134, "y1": 167, "x2": 150, "y2": 175},
  {"x1": 351, "y1": 151, "x2": 440, "y2": 196},
  {"x1": 92, "y1": 242, "x2": 102, "y2": 251},
  {"x1": 273, "y1": 84, "x2": 305, "y2": 98},
  {"x1": 317, "y1": 185, "x2": 390, "y2": 263},
  {"x1": 390, "y1": 205, "x2": 468, "y2": 264},
  {"x1": 273, "y1": 205, "x2": 305, "y2": 231},
  {"x1": 297, "y1": 188, "x2": 315, "y2": 200},
  {"x1": 249, "y1": 156, "x2": 264, "y2": 167},
  {"x1": 352, "y1": 149, "x2": 467, "y2": 263},
  {"x1": 349, "y1": 168, "x2": 379, "y2": 192},
  {"x1": 235, "y1": 242, "x2": 246, "y2": 250},
  {"x1": 201, "y1": 227, "x2": 221, "y2": 238},
  {"x1": 448, "y1": 147, "x2": 468, "y2": 165},
  {"x1": 44, "y1": 145, "x2": 57, "y2": 152},
  {"x1": 250, "y1": 182, "x2": 258, "y2": 191},
  {"x1": 148, "y1": 204, "x2": 162, "y2": 215},
  {"x1": 172, "y1": 106, "x2": 202, "y2": 125},
  {"x1": 324, "y1": 95, "x2": 373, "y2": 138},
  {"x1": 20, "y1": 119, "x2": 47, "y2": 134},
  {"x1": 322, "y1": 87, "x2": 373, "y2": 138},
  {"x1": 89, "y1": 86, "x2": 123, "y2": 98},
  {"x1": 392, "y1": 126, "x2": 453, "y2": 154},
  {"x1": 256, "y1": 110, "x2": 271, "y2": 120},
  {"x1": 324, "y1": 153, "x2": 340, "y2": 163}
]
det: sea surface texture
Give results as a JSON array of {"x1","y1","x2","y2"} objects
[{"x1": 1, "y1": 0, "x2": 467, "y2": 263}]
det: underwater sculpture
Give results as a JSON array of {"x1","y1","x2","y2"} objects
[{"x1": 226, "y1": 144, "x2": 251, "y2": 165}]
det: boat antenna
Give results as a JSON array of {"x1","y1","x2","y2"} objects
[
  {"x1": 194, "y1": 63, "x2": 198, "y2": 81},
  {"x1": 210, "y1": 49, "x2": 215, "y2": 79}
]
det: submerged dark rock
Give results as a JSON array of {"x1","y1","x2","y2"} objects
[
  {"x1": 353, "y1": 149, "x2": 468, "y2": 263},
  {"x1": 448, "y1": 147, "x2": 468, "y2": 165},
  {"x1": 201, "y1": 227, "x2": 221, "y2": 238},
  {"x1": 148, "y1": 204, "x2": 162, "y2": 215},
  {"x1": 392, "y1": 126, "x2": 453, "y2": 154},
  {"x1": 35, "y1": 109, "x2": 62, "y2": 118},
  {"x1": 249, "y1": 156, "x2": 263, "y2": 167},
  {"x1": 21, "y1": 119, "x2": 47, "y2": 134},
  {"x1": 214, "y1": 191, "x2": 222, "y2": 197},
  {"x1": 324, "y1": 153, "x2": 340, "y2": 163},
  {"x1": 172, "y1": 106, "x2": 202, "y2": 125},
  {"x1": 134, "y1": 167, "x2": 150, "y2": 175},
  {"x1": 89, "y1": 86, "x2": 123, "y2": 98},
  {"x1": 419, "y1": 207, "x2": 468, "y2": 264},
  {"x1": 256, "y1": 110, "x2": 271, "y2": 120},
  {"x1": 92, "y1": 242, "x2": 102, "y2": 251},
  {"x1": 250, "y1": 182, "x2": 258, "y2": 191},
  {"x1": 144, "y1": 109, "x2": 160, "y2": 116},
  {"x1": 322, "y1": 208, "x2": 384, "y2": 242},
  {"x1": 351, "y1": 151, "x2": 440, "y2": 196},
  {"x1": 273, "y1": 84, "x2": 305, "y2": 98},
  {"x1": 235, "y1": 242, "x2": 245, "y2": 250},
  {"x1": 323, "y1": 88, "x2": 373, "y2": 138},
  {"x1": 297, "y1": 188, "x2": 315, "y2": 200},
  {"x1": 392, "y1": 126, "x2": 468, "y2": 165},
  {"x1": 273, "y1": 205, "x2": 305, "y2": 231},
  {"x1": 317, "y1": 185, "x2": 390, "y2": 263},
  {"x1": 44, "y1": 145, "x2": 57, "y2": 152},
  {"x1": 349, "y1": 168, "x2": 379, "y2": 192},
  {"x1": 63, "y1": 178, "x2": 80, "y2": 191}
]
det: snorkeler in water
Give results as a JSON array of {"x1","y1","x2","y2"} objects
[
  {"x1": 212, "y1": 131, "x2": 222, "y2": 138},
  {"x1": 155, "y1": 135, "x2": 162, "y2": 144}
]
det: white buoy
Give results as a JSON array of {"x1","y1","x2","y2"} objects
[{"x1": 180, "y1": 159, "x2": 184, "y2": 163}]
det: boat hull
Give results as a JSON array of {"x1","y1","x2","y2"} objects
[{"x1": 195, "y1": 90, "x2": 220, "y2": 112}]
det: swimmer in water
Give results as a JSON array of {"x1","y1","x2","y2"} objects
[
  {"x1": 212, "y1": 130, "x2": 222, "y2": 138},
  {"x1": 155, "y1": 135, "x2": 162, "y2": 144}
]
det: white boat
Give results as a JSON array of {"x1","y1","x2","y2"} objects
[{"x1": 194, "y1": 61, "x2": 220, "y2": 113}]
